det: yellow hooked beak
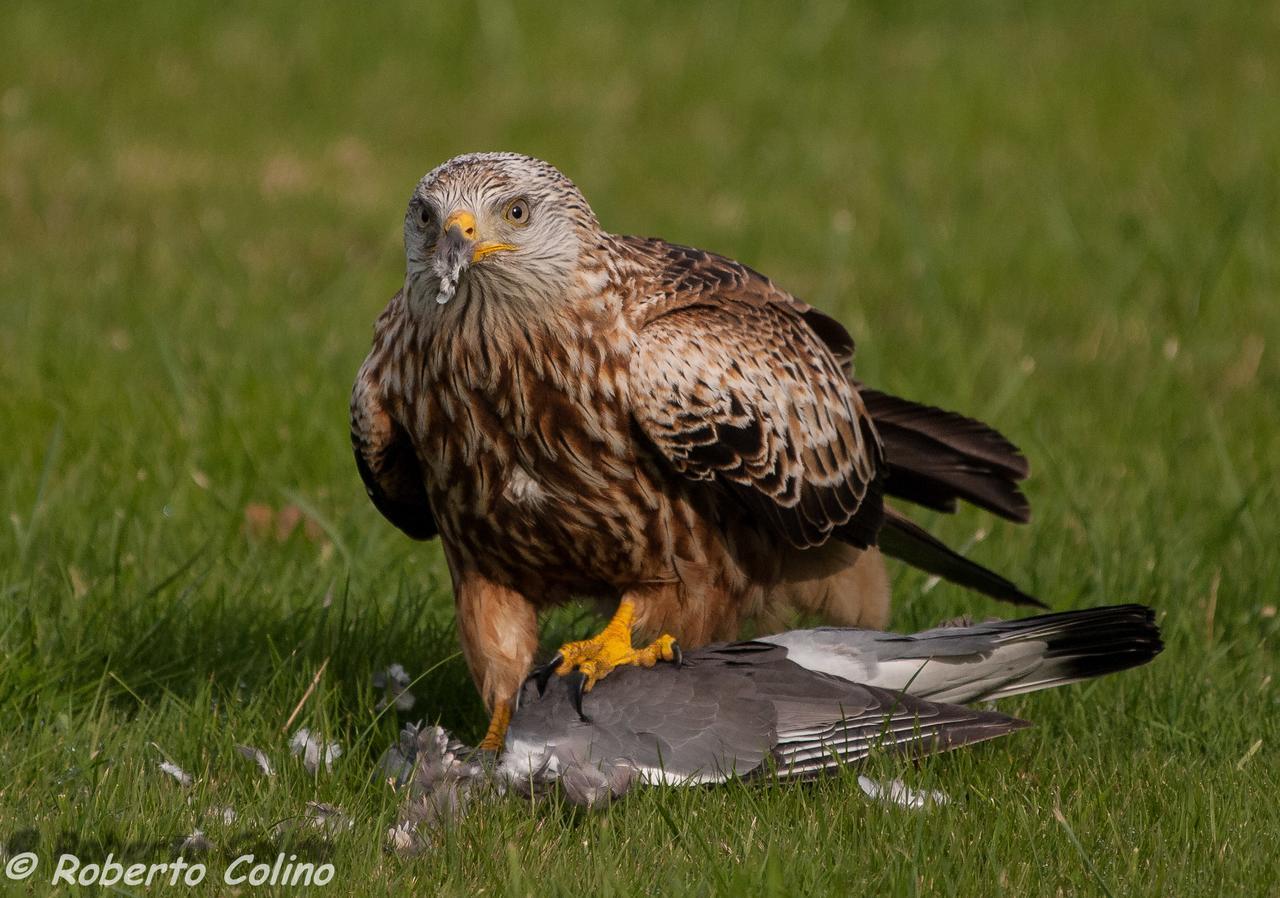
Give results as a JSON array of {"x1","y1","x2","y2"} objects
[{"x1": 444, "y1": 210, "x2": 515, "y2": 262}]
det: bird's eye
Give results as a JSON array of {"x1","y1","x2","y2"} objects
[
  {"x1": 416, "y1": 204, "x2": 432, "y2": 228},
  {"x1": 504, "y1": 198, "x2": 531, "y2": 226}
]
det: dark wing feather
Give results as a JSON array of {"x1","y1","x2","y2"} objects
[
  {"x1": 903, "y1": 603, "x2": 1162, "y2": 698},
  {"x1": 624, "y1": 240, "x2": 884, "y2": 549},
  {"x1": 350, "y1": 333, "x2": 437, "y2": 541},
  {"x1": 860, "y1": 388, "x2": 1031, "y2": 522},
  {"x1": 877, "y1": 507, "x2": 1045, "y2": 608}
]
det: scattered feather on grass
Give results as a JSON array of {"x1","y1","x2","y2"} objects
[
  {"x1": 386, "y1": 821, "x2": 418, "y2": 854},
  {"x1": 205, "y1": 805, "x2": 238, "y2": 826},
  {"x1": 289, "y1": 728, "x2": 341, "y2": 775},
  {"x1": 235, "y1": 744, "x2": 276, "y2": 778},
  {"x1": 303, "y1": 801, "x2": 353, "y2": 835},
  {"x1": 384, "y1": 724, "x2": 490, "y2": 855},
  {"x1": 273, "y1": 802, "x2": 354, "y2": 841},
  {"x1": 857, "y1": 776, "x2": 948, "y2": 810},
  {"x1": 158, "y1": 760, "x2": 193, "y2": 788},
  {"x1": 178, "y1": 830, "x2": 213, "y2": 855},
  {"x1": 373, "y1": 662, "x2": 417, "y2": 712}
]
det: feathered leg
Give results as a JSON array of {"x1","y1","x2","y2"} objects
[
  {"x1": 453, "y1": 570, "x2": 538, "y2": 751},
  {"x1": 759, "y1": 543, "x2": 891, "y2": 632}
]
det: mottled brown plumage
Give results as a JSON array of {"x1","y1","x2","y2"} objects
[{"x1": 351, "y1": 153, "x2": 1034, "y2": 724}]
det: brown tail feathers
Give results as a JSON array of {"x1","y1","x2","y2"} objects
[
  {"x1": 877, "y1": 507, "x2": 1046, "y2": 608},
  {"x1": 860, "y1": 388, "x2": 1031, "y2": 523},
  {"x1": 861, "y1": 389, "x2": 1044, "y2": 608}
]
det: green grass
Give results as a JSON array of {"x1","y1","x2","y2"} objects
[{"x1": 2, "y1": 1, "x2": 1278, "y2": 894}]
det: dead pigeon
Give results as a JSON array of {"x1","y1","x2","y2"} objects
[
  {"x1": 388, "y1": 604, "x2": 1160, "y2": 833},
  {"x1": 502, "y1": 604, "x2": 1160, "y2": 794}
]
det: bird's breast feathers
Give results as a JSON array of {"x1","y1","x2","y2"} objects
[{"x1": 377, "y1": 309, "x2": 677, "y2": 584}]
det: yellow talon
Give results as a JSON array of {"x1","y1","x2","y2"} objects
[
  {"x1": 478, "y1": 702, "x2": 511, "y2": 752},
  {"x1": 553, "y1": 601, "x2": 678, "y2": 691}
]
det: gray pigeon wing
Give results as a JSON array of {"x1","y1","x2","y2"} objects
[
  {"x1": 505, "y1": 641, "x2": 1027, "y2": 789},
  {"x1": 768, "y1": 679, "x2": 1028, "y2": 779},
  {"x1": 761, "y1": 605, "x2": 1160, "y2": 703},
  {"x1": 688, "y1": 651, "x2": 1029, "y2": 779}
]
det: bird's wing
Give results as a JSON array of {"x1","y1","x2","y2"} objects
[
  {"x1": 762, "y1": 604, "x2": 1162, "y2": 704},
  {"x1": 683, "y1": 645, "x2": 1027, "y2": 778},
  {"x1": 623, "y1": 240, "x2": 884, "y2": 549},
  {"x1": 877, "y1": 507, "x2": 1045, "y2": 607},
  {"x1": 508, "y1": 641, "x2": 1025, "y2": 787},
  {"x1": 891, "y1": 603, "x2": 1162, "y2": 702},
  {"x1": 857, "y1": 387, "x2": 1031, "y2": 522},
  {"x1": 350, "y1": 294, "x2": 437, "y2": 541},
  {"x1": 765, "y1": 678, "x2": 1027, "y2": 779}
]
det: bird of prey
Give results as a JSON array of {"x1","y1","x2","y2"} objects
[
  {"x1": 352, "y1": 152, "x2": 1039, "y2": 750},
  {"x1": 383, "y1": 605, "x2": 1161, "y2": 829}
]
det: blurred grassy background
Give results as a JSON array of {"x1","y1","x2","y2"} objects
[{"x1": 1, "y1": 1, "x2": 1277, "y2": 895}]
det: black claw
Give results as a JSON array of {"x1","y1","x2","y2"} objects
[
  {"x1": 565, "y1": 671, "x2": 590, "y2": 722},
  {"x1": 670, "y1": 641, "x2": 683, "y2": 667},
  {"x1": 527, "y1": 652, "x2": 564, "y2": 697}
]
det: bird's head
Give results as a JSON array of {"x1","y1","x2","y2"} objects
[{"x1": 403, "y1": 152, "x2": 600, "y2": 308}]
